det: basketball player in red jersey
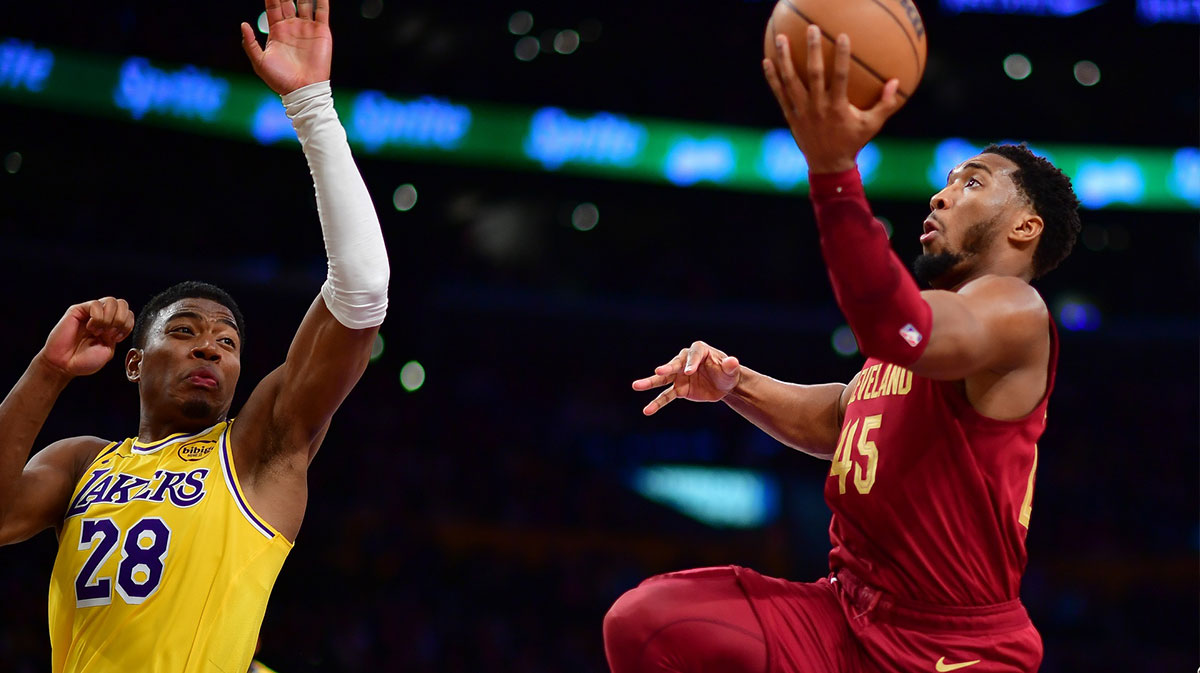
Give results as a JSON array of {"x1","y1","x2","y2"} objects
[{"x1": 603, "y1": 26, "x2": 1081, "y2": 673}]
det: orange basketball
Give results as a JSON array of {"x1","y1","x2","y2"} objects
[{"x1": 764, "y1": 0, "x2": 927, "y2": 110}]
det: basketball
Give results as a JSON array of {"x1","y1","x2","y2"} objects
[{"x1": 764, "y1": 0, "x2": 927, "y2": 110}]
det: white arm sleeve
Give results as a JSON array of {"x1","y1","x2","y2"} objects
[{"x1": 283, "y1": 80, "x2": 389, "y2": 329}]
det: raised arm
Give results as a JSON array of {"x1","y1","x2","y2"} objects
[
  {"x1": 764, "y1": 30, "x2": 1047, "y2": 381},
  {"x1": 234, "y1": 0, "x2": 387, "y2": 479},
  {"x1": 0, "y1": 299, "x2": 134, "y2": 544},
  {"x1": 634, "y1": 342, "x2": 850, "y2": 459}
]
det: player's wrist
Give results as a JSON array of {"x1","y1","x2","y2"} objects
[{"x1": 30, "y1": 352, "x2": 75, "y2": 387}]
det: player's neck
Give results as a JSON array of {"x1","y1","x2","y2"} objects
[
  {"x1": 939, "y1": 257, "x2": 1033, "y2": 291},
  {"x1": 136, "y1": 410, "x2": 226, "y2": 444}
]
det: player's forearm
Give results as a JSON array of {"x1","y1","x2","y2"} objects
[
  {"x1": 0, "y1": 356, "x2": 70, "y2": 520},
  {"x1": 810, "y1": 169, "x2": 931, "y2": 366},
  {"x1": 284, "y1": 81, "x2": 390, "y2": 330},
  {"x1": 723, "y1": 367, "x2": 844, "y2": 459}
]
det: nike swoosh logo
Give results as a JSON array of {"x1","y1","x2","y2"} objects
[{"x1": 935, "y1": 658, "x2": 981, "y2": 672}]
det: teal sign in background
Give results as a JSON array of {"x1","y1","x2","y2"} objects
[{"x1": 2, "y1": 37, "x2": 1196, "y2": 211}]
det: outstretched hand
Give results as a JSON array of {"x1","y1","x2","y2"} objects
[
  {"x1": 39, "y1": 298, "x2": 135, "y2": 379},
  {"x1": 763, "y1": 26, "x2": 902, "y2": 174},
  {"x1": 632, "y1": 341, "x2": 742, "y2": 416},
  {"x1": 241, "y1": 0, "x2": 333, "y2": 95}
]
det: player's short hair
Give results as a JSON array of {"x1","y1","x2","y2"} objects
[
  {"x1": 132, "y1": 281, "x2": 246, "y2": 349},
  {"x1": 982, "y1": 143, "x2": 1082, "y2": 279}
]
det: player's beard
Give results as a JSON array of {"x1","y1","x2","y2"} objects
[
  {"x1": 180, "y1": 398, "x2": 218, "y2": 420},
  {"x1": 912, "y1": 217, "x2": 997, "y2": 287}
]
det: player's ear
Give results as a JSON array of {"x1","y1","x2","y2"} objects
[
  {"x1": 125, "y1": 348, "x2": 143, "y2": 383},
  {"x1": 1011, "y1": 213, "x2": 1043, "y2": 244}
]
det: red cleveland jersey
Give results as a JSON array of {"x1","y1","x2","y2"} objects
[{"x1": 825, "y1": 326, "x2": 1057, "y2": 606}]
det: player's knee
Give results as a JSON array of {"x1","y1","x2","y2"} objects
[{"x1": 604, "y1": 583, "x2": 657, "y2": 647}]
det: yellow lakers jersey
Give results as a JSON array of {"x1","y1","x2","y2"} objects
[{"x1": 49, "y1": 420, "x2": 292, "y2": 672}]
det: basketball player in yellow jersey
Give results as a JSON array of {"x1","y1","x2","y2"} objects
[{"x1": 0, "y1": 1, "x2": 389, "y2": 670}]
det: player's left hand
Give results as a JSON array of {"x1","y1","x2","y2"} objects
[
  {"x1": 763, "y1": 26, "x2": 902, "y2": 174},
  {"x1": 240, "y1": 0, "x2": 333, "y2": 95}
]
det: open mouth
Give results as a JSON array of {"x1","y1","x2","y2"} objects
[{"x1": 920, "y1": 218, "x2": 940, "y2": 244}]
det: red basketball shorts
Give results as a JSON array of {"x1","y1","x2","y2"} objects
[{"x1": 735, "y1": 566, "x2": 1043, "y2": 673}]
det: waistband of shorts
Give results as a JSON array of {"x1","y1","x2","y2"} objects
[{"x1": 832, "y1": 568, "x2": 1032, "y2": 634}]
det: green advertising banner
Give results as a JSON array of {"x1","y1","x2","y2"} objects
[{"x1": 2, "y1": 37, "x2": 1197, "y2": 211}]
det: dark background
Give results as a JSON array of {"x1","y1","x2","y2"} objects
[{"x1": 1, "y1": 1, "x2": 1196, "y2": 671}]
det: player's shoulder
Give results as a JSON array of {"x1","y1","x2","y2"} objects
[
  {"x1": 958, "y1": 274, "x2": 1048, "y2": 320},
  {"x1": 40, "y1": 435, "x2": 118, "y2": 473}
]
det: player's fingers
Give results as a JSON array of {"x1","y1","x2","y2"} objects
[
  {"x1": 831, "y1": 33, "x2": 851, "y2": 106},
  {"x1": 684, "y1": 342, "x2": 711, "y2": 375},
  {"x1": 240, "y1": 23, "x2": 264, "y2": 63},
  {"x1": 654, "y1": 348, "x2": 688, "y2": 376},
  {"x1": 264, "y1": 0, "x2": 285, "y2": 25},
  {"x1": 865, "y1": 78, "x2": 903, "y2": 122},
  {"x1": 314, "y1": 0, "x2": 330, "y2": 24},
  {"x1": 763, "y1": 59, "x2": 802, "y2": 122},
  {"x1": 773, "y1": 35, "x2": 812, "y2": 113},
  {"x1": 297, "y1": 0, "x2": 313, "y2": 20},
  {"x1": 632, "y1": 373, "x2": 673, "y2": 391},
  {"x1": 114, "y1": 299, "x2": 135, "y2": 341},
  {"x1": 643, "y1": 385, "x2": 678, "y2": 416},
  {"x1": 804, "y1": 25, "x2": 827, "y2": 108},
  {"x1": 280, "y1": 0, "x2": 297, "y2": 20},
  {"x1": 84, "y1": 299, "x2": 105, "y2": 333},
  {"x1": 100, "y1": 296, "x2": 120, "y2": 328},
  {"x1": 720, "y1": 355, "x2": 740, "y2": 375}
]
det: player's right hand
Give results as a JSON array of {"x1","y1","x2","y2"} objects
[
  {"x1": 39, "y1": 298, "x2": 135, "y2": 378},
  {"x1": 632, "y1": 341, "x2": 742, "y2": 416}
]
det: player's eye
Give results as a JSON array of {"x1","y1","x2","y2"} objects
[
  {"x1": 169, "y1": 326, "x2": 193, "y2": 335},
  {"x1": 966, "y1": 177, "x2": 981, "y2": 187}
]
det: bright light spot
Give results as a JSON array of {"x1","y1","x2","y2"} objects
[
  {"x1": 665, "y1": 137, "x2": 735, "y2": 186},
  {"x1": 523, "y1": 107, "x2": 647, "y2": 169},
  {"x1": 1073, "y1": 60, "x2": 1100, "y2": 86},
  {"x1": 1057, "y1": 299, "x2": 1101, "y2": 331},
  {"x1": 257, "y1": 11, "x2": 270, "y2": 34},
  {"x1": 927, "y1": 138, "x2": 979, "y2": 189},
  {"x1": 632, "y1": 465, "x2": 779, "y2": 528},
  {"x1": 1003, "y1": 53, "x2": 1032, "y2": 80},
  {"x1": 508, "y1": 10, "x2": 534, "y2": 35},
  {"x1": 369, "y1": 334, "x2": 385, "y2": 362},
  {"x1": 400, "y1": 360, "x2": 426, "y2": 392},
  {"x1": 393, "y1": 183, "x2": 418, "y2": 211},
  {"x1": 361, "y1": 0, "x2": 383, "y2": 19},
  {"x1": 4, "y1": 152, "x2": 21, "y2": 174},
  {"x1": 832, "y1": 325, "x2": 859, "y2": 357},
  {"x1": 1170, "y1": 147, "x2": 1200, "y2": 205},
  {"x1": 571, "y1": 202, "x2": 599, "y2": 231},
  {"x1": 514, "y1": 36, "x2": 540, "y2": 61},
  {"x1": 554, "y1": 29, "x2": 581, "y2": 54},
  {"x1": 1076, "y1": 158, "x2": 1144, "y2": 208}
]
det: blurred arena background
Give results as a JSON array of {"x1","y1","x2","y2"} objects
[{"x1": 0, "y1": 1, "x2": 1196, "y2": 670}]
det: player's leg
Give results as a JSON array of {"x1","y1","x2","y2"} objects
[{"x1": 603, "y1": 567, "x2": 767, "y2": 673}]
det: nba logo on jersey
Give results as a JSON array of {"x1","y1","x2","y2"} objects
[{"x1": 899, "y1": 323, "x2": 923, "y2": 347}]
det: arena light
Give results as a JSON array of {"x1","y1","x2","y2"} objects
[
  {"x1": 1, "y1": 37, "x2": 1196, "y2": 212},
  {"x1": 571, "y1": 202, "x2": 599, "y2": 231},
  {"x1": 392, "y1": 183, "x2": 418, "y2": 211},
  {"x1": 631, "y1": 464, "x2": 780, "y2": 529},
  {"x1": 831, "y1": 325, "x2": 859, "y2": 357},
  {"x1": 399, "y1": 360, "x2": 425, "y2": 392}
]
